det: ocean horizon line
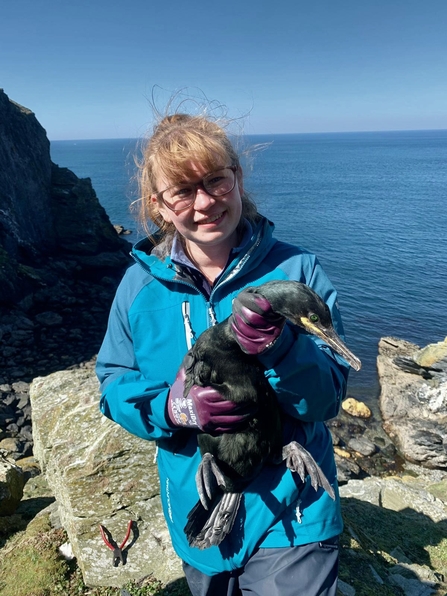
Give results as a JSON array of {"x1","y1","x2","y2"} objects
[{"x1": 50, "y1": 128, "x2": 447, "y2": 144}]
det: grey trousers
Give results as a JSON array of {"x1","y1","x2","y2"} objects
[{"x1": 182, "y1": 536, "x2": 340, "y2": 596}]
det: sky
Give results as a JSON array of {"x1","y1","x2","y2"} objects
[{"x1": 2, "y1": 0, "x2": 447, "y2": 140}]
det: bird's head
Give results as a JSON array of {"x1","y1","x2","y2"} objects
[{"x1": 254, "y1": 280, "x2": 362, "y2": 371}]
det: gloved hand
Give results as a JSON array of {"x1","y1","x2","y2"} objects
[
  {"x1": 167, "y1": 368, "x2": 254, "y2": 433},
  {"x1": 230, "y1": 288, "x2": 286, "y2": 355}
]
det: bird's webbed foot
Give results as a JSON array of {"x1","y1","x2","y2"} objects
[
  {"x1": 196, "y1": 453, "x2": 227, "y2": 510},
  {"x1": 187, "y1": 492, "x2": 242, "y2": 549},
  {"x1": 282, "y1": 441, "x2": 335, "y2": 500}
]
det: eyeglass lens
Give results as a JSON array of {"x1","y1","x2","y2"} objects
[{"x1": 161, "y1": 167, "x2": 236, "y2": 211}]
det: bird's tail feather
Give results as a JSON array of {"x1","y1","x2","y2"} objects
[{"x1": 185, "y1": 492, "x2": 242, "y2": 549}]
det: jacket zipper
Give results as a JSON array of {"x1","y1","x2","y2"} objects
[
  {"x1": 209, "y1": 226, "x2": 263, "y2": 302},
  {"x1": 132, "y1": 224, "x2": 263, "y2": 335},
  {"x1": 181, "y1": 301, "x2": 195, "y2": 350},
  {"x1": 208, "y1": 304, "x2": 217, "y2": 326}
]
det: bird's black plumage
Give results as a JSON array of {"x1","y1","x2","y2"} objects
[{"x1": 182, "y1": 280, "x2": 361, "y2": 549}]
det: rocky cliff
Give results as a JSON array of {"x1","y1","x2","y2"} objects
[
  {"x1": 0, "y1": 89, "x2": 131, "y2": 305},
  {"x1": 0, "y1": 91, "x2": 134, "y2": 477}
]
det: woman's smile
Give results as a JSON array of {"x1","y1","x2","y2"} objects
[{"x1": 195, "y1": 211, "x2": 226, "y2": 226}]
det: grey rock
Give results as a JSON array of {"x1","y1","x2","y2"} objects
[
  {"x1": 0, "y1": 451, "x2": 25, "y2": 515},
  {"x1": 389, "y1": 562, "x2": 439, "y2": 584},
  {"x1": 0, "y1": 437, "x2": 24, "y2": 458},
  {"x1": 347, "y1": 437, "x2": 377, "y2": 457},
  {"x1": 340, "y1": 476, "x2": 447, "y2": 523},
  {"x1": 30, "y1": 366, "x2": 183, "y2": 588},
  {"x1": 340, "y1": 474, "x2": 446, "y2": 593},
  {"x1": 337, "y1": 579, "x2": 356, "y2": 595},
  {"x1": 369, "y1": 564, "x2": 384, "y2": 584},
  {"x1": 381, "y1": 479, "x2": 447, "y2": 523},
  {"x1": 334, "y1": 453, "x2": 361, "y2": 483},
  {"x1": 378, "y1": 337, "x2": 447, "y2": 469},
  {"x1": 339, "y1": 477, "x2": 383, "y2": 506},
  {"x1": 390, "y1": 546, "x2": 413, "y2": 565},
  {"x1": 35, "y1": 311, "x2": 64, "y2": 327},
  {"x1": 0, "y1": 394, "x2": 15, "y2": 408},
  {"x1": 19, "y1": 425, "x2": 33, "y2": 442},
  {"x1": 16, "y1": 393, "x2": 30, "y2": 410},
  {"x1": 388, "y1": 572, "x2": 436, "y2": 596}
]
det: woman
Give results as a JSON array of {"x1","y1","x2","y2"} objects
[{"x1": 96, "y1": 112, "x2": 351, "y2": 596}]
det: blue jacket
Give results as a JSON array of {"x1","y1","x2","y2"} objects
[{"x1": 96, "y1": 217, "x2": 350, "y2": 575}]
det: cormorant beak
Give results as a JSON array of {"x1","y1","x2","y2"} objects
[{"x1": 299, "y1": 317, "x2": 362, "y2": 371}]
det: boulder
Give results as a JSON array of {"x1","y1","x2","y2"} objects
[
  {"x1": 30, "y1": 367, "x2": 183, "y2": 588},
  {"x1": 0, "y1": 451, "x2": 25, "y2": 515},
  {"x1": 341, "y1": 397, "x2": 372, "y2": 419},
  {"x1": 340, "y1": 471, "x2": 447, "y2": 523},
  {"x1": 414, "y1": 337, "x2": 447, "y2": 368},
  {"x1": 378, "y1": 337, "x2": 447, "y2": 469}
]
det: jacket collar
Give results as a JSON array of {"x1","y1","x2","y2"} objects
[{"x1": 131, "y1": 216, "x2": 276, "y2": 286}]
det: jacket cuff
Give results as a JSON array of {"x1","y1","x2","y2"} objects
[{"x1": 141, "y1": 388, "x2": 178, "y2": 433}]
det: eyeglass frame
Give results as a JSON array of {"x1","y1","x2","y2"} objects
[{"x1": 155, "y1": 165, "x2": 239, "y2": 213}]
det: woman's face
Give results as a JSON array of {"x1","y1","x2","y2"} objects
[{"x1": 153, "y1": 161, "x2": 244, "y2": 258}]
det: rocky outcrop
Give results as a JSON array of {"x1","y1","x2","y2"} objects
[
  {"x1": 30, "y1": 366, "x2": 183, "y2": 588},
  {"x1": 378, "y1": 337, "x2": 447, "y2": 469},
  {"x1": 27, "y1": 362, "x2": 447, "y2": 592},
  {"x1": 327, "y1": 400, "x2": 399, "y2": 483},
  {"x1": 0, "y1": 89, "x2": 132, "y2": 306},
  {"x1": 0, "y1": 452, "x2": 24, "y2": 515},
  {"x1": 340, "y1": 470, "x2": 447, "y2": 595}
]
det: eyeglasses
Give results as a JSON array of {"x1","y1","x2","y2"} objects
[{"x1": 156, "y1": 165, "x2": 238, "y2": 212}]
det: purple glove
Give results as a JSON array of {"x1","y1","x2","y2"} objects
[
  {"x1": 167, "y1": 368, "x2": 254, "y2": 433},
  {"x1": 230, "y1": 288, "x2": 286, "y2": 355}
]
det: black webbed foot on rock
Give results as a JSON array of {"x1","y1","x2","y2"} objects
[{"x1": 283, "y1": 441, "x2": 335, "y2": 500}]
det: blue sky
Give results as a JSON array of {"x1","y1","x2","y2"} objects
[{"x1": 2, "y1": 0, "x2": 447, "y2": 140}]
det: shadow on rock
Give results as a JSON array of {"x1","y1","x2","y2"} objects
[
  {"x1": 16, "y1": 495, "x2": 56, "y2": 520},
  {"x1": 340, "y1": 496, "x2": 447, "y2": 594}
]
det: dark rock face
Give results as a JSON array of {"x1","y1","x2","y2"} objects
[
  {"x1": 50, "y1": 164, "x2": 127, "y2": 256},
  {"x1": 0, "y1": 90, "x2": 133, "y2": 453},
  {"x1": 0, "y1": 90, "x2": 54, "y2": 259},
  {"x1": 0, "y1": 88, "x2": 132, "y2": 305}
]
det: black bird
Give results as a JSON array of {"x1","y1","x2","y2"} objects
[{"x1": 182, "y1": 280, "x2": 361, "y2": 550}]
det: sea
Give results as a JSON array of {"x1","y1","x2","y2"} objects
[{"x1": 50, "y1": 130, "x2": 447, "y2": 410}]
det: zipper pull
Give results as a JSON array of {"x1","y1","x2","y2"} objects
[
  {"x1": 181, "y1": 301, "x2": 195, "y2": 350},
  {"x1": 208, "y1": 304, "x2": 218, "y2": 326}
]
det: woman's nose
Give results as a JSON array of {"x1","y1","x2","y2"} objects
[{"x1": 194, "y1": 187, "x2": 216, "y2": 210}]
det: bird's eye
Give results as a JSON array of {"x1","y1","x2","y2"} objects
[{"x1": 309, "y1": 313, "x2": 319, "y2": 323}]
